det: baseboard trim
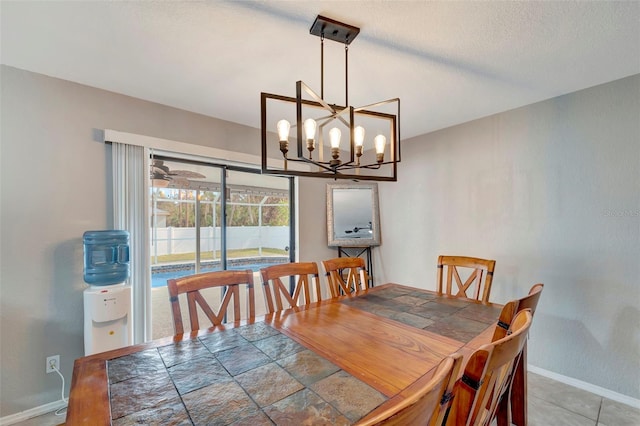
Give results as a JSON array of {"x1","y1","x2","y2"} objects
[
  {"x1": 528, "y1": 364, "x2": 640, "y2": 409},
  {"x1": 0, "y1": 400, "x2": 66, "y2": 426}
]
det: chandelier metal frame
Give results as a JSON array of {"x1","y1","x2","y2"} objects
[{"x1": 260, "y1": 15, "x2": 401, "y2": 181}]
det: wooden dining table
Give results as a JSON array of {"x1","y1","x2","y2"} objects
[{"x1": 66, "y1": 283, "x2": 521, "y2": 425}]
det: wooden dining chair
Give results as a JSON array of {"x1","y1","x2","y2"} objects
[
  {"x1": 355, "y1": 354, "x2": 463, "y2": 426},
  {"x1": 492, "y1": 283, "x2": 544, "y2": 341},
  {"x1": 260, "y1": 262, "x2": 323, "y2": 313},
  {"x1": 490, "y1": 283, "x2": 543, "y2": 426},
  {"x1": 436, "y1": 256, "x2": 496, "y2": 303},
  {"x1": 322, "y1": 257, "x2": 369, "y2": 297},
  {"x1": 447, "y1": 309, "x2": 533, "y2": 426},
  {"x1": 167, "y1": 269, "x2": 255, "y2": 335}
]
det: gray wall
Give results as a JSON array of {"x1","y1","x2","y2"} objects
[
  {"x1": 376, "y1": 74, "x2": 640, "y2": 399},
  {"x1": 0, "y1": 65, "x2": 331, "y2": 416}
]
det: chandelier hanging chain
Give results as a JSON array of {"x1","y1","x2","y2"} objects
[
  {"x1": 345, "y1": 42, "x2": 348, "y2": 107},
  {"x1": 321, "y1": 31, "x2": 350, "y2": 108},
  {"x1": 320, "y1": 34, "x2": 324, "y2": 100}
]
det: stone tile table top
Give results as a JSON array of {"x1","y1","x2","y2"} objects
[
  {"x1": 108, "y1": 323, "x2": 386, "y2": 425},
  {"x1": 66, "y1": 284, "x2": 503, "y2": 425}
]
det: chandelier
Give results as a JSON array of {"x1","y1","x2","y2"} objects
[{"x1": 261, "y1": 15, "x2": 401, "y2": 181}]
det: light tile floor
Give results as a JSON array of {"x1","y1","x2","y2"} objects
[
  {"x1": 12, "y1": 372, "x2": 640, "y2": 425},
  {"x1": 527, "y1": 373, "x2": 640, "y2": 426}
]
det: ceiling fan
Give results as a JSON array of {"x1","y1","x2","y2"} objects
[
  {"x1": 343, "y1": 222, "x2": 373, "y2": 236},
  {"x1": 150, "y1": 160, "x2": 205, "y2": 188}
]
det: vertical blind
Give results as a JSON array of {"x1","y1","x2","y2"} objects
[{"x1": 112, "y1": 142, "x2": 151, "y2": 344}]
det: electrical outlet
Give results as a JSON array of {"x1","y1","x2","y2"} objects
[{"x1": 46, "y1": 355, "x2": 60, "y2": 374}]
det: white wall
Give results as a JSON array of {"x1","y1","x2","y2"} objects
[
  {"x1": 0, "y1": 66, "x2": 329, "y2": 417},
  {"x1": 376, "y1": 74, "x2": 640, "y2": 399},
  {"x1": 297, "y1": 176, "x2": 336, "y2": 265}
]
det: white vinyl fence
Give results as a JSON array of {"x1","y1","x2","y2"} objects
[{"x1": 151, "y1": 226, "x2": 289, "y2": 259}]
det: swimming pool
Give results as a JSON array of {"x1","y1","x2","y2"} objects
[{"x1": 151, "y1": 261, "x2": 285, "y2": 288}]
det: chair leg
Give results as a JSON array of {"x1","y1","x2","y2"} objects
[
  {"x1": 496, "y1": 392, "x2": 511, "y2": 426},
  {"x1": 510, "y1": 343, "x2": 528, "y2": 426}
]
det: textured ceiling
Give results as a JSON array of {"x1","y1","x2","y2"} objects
[{"x1": 2, "y1": 1, "x2": 639, "y2": 139}]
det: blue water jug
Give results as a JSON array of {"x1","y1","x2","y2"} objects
[{"x1": 83, "y1": 230, "x2": 130, "y2": 286}]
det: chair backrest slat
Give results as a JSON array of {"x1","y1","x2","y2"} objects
[
  {"x1": 260, "y1": 262, "x2": 322, "y2": 314},
  {"x1": 437, "y1": 255, "x2": 496, "y2": 303},
  {"x1": 355, "y1": 354, "x2": 463, "y2": 426},
  {"x1": 322, "y1": 257, "x2": 368, "y2": 297},
  {"x1": 167, "y1": 269, "x2": 255, "y2": 335},
  {"x1": 517, "y1": 283, "x2": 544, "y2": 315},
  {"x1": 492, "y1": 283, "x2": 544, "y2": 342}
]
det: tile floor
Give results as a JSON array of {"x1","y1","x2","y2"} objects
[
  {"x1": 11, "y1": 372, "x2": 640, "y2": 425},
  {"x1": 526, "y1": 373, "x2": 640, "y2": 426}
]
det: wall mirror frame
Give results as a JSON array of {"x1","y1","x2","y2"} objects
[{"x1": 327, "y1": 183, "x2": 381, "y2": 247}]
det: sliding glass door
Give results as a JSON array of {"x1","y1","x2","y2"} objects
[
  {"x1": 149, "y1": 156, "x2": 293, "y2": 338},
  {"x1": 225, "y1": 169, "x2": 292, "y2": 269}
]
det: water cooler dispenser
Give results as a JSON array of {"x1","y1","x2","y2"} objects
[{"x1": 83, "y1": 230, "x2": 133, "y2": 355}]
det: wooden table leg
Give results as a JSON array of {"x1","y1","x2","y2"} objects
[{"x1": 510, "y1": 340, "x2": 528, "y2": 426}]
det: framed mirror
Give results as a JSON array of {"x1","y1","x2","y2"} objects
[{"x1": 327, "y1": 183, "x2": 381, "y2": 247}]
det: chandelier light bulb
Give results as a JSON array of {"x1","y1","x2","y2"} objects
[
  {"x1": 329, "y1": 127, "x2": 342, "y2": 149},
  {"x1": 374, "y1": 134, "x2": 386, "y2": 154},
  {"x1": 329, "y1": 127, "x2": 342, "y2": 167},
  {"x1": 277, "y1": 119, "x2": 291, "y2": 142},
  {"x1": 304, "y1": 119, "x2": 317, "y2": 141},
  {"x1": 277, "y1": 119, "x2": 291, "y2": 157},
  {"x1": 374, "y1": 134, "x2": 386, "y2": 163},
  {"x1": 354, "y1": 125, "x2": 365, "y2": 162},
  {"x1": 304, "y1": 118, "x2": 317, "y2": 156},
  {"x1": 354, "y1": 126, "x2": 365, "y2": 147}
]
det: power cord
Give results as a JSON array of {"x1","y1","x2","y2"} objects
[{"x1": 51, "y1": 363, "x2": 68, "y2": 416}]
